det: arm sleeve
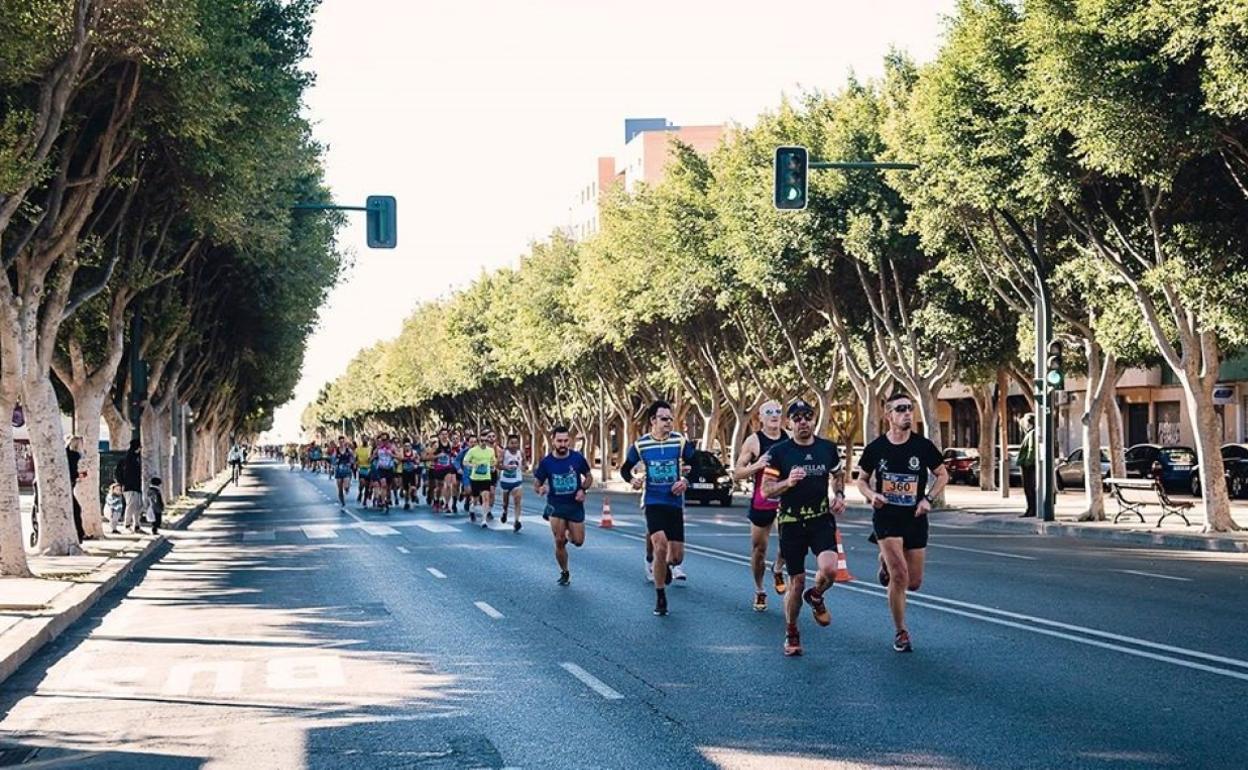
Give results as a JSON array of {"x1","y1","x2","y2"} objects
[
  {"x1": 577, "y1": 453, "x2": 592, "y2": 481},
  {"x1": 857, "y1": 443, "x2": 877, "y2": 477},
  {"x1": 620, "y1": 444, "x2": 640, "y2": 482}
]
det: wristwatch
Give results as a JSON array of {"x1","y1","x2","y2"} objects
[{"x1": 922, "y1": 494, "x2": 934, "y2": 504}]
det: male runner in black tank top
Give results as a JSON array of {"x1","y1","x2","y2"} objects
[{"x1": 734, "y1": 400, "x2": 790, "y2": 612}]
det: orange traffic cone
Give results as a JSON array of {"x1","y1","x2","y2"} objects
[
  {"x1": 834, "y1": 528, "x2": 855, "y2": 583},
  {"x1": 599, "y1": 495, "x2": 614, "y2": 528}
]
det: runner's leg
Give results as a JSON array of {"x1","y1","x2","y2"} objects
[
  {"x1": 551, "y1": 517, "x2": 569, "y2": 573},
  {"x1": 878, "y1": 537, "x2": 909, "y2": 632},
  {"x1": 749, "y1": 523, "x2": 769, "y2": 592}
]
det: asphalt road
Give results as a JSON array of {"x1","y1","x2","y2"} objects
[{"x1": 1, "y1": 459, "x2": 1246, "y2": 769}]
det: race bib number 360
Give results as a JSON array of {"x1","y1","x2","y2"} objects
[{"x1": 880, "y1": 472, "x2": 919, "y2": 506}]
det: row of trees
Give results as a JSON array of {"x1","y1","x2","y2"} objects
[
  {"x1": 306, "y1": 0, "x2": 1248, "y2": 533},
  {"x1": 1, "y1": 0, "x2": 345, "y2": 576}
]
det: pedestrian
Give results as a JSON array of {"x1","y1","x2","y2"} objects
[
  {"x1": 146, "y1": 477, "x2": 165, "y2": 534},
  {"x1": 534, "y1": 425, "x2": 593, "y2": 586},
  {"x1": 855, "y1": 392, "x2": 950, "y2": 653},
  {"x1": 105, "y1": 482, "x2": 125, "y2": 535},
  {"x1": 1018, "y1": 414, "x2": 1037, "y2": 518},
  {"x1": 114, "y1": 438, "x2": 145, "y2": 533},
  {"x1": 65, "y1": 435, "x2": 85, "y2": 542},
  {"x1": 620, "y1": 400, "x2": 697, "y2": 617},
  {"x1": 761, "y1": 399, "x2": 847, "y2": 656}
]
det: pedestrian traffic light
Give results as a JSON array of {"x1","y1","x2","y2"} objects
[
  {"x1": 1045, "y1": 340, "x2": 1064, "y2": 390},
  {"x1": 774, "y1": 146, "x2": 808, "y2": 210},
  {"x1": 366, "y1": 195, "x2": 397, "y2": 249}
]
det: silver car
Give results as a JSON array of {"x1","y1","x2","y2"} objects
[{"x1": 1055, "y1": 447, "x2": 1111, "y2": 491}]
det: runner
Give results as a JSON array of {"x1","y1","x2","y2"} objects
[
  {"x1": 399, "y1": 439, "x2": 419, "y2": 510},
  {"x1": 228, "y1": 442, "x2": 244, "y2": 484},
  {"x1": 428, "y1": 429, "x2": 456, "y2": 513},
  {"x1": 734, "y1": 399, "x2": 790, "y2": 611},
  {"x1": 533, "y1": 425, "x2": 593, "y2": 586},
  {"x1": 452, "y1": 433, "x2": 472, "y2": 515},
  {"x1": 355, "y1": 437, "x2": 372, "y2": 505},
  {"x1": 484, "y1": 430, "x2": 502, "y2": 520},
  {"x1": 371, "y1": 433, "x2": 398, "y2": 513},
  {"x1": 499, "y1": 434, "x2": 525, "y2": 532},
  {"x1": 761, "y1": 399, "x2": 847, "y2": 657},
  {"x1": 464, "y1": 434, "x2": 497, "y2": 527},
  {"x1": 620, "y1": 400, "x2": 697, "y2": 617},
  {"x1": 332, "y1": 436, "x2": 354, "y2": 507},
  {"x1": 855, "y1": 392, "x2": 948, "y2": 653}
]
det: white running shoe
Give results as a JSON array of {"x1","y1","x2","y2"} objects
[
  {"x1": 645, "y1": 560, "x2": 655, "y2": 583},
  {"x1": 672, "y1": 564, "x2": 687, "y2": 581}
]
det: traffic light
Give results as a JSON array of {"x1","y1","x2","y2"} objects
[
  {"x1": 366, "y1": 195, "x2": 397, "y2": 248},
  {"x1": 1045, "y1": 340, "x2": 1064, "y2": 390},
  {"x1": 774, "y1": 146, "x2": 809, "y2": 210}
]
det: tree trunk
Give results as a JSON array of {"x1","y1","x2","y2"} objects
[
  {"x1": 997, "y1": 368, "x2": 1010, "y2": 499},
  {"x1": 970, "y1": 383, "x2": 998, "y2": 491},
  {"x1": 1077, "y1": 387, "x2": 1107, "y2": 521},
  {"x1": 914, "y1": 386, "x2": 943, "y2": 451},
  {"x1": 1105, "y1": 388, "x2": 1127, "y2": 478},
  {"x1": 72, "y1": 388, "x2": 106, "y2": 538},
  {"x1": 1184, "y1": 380, "x2": 1237, "y2": 532},
  {"x1": 25, "y1": 376, "x2": 81, "y2": 555},
  {"x1": 0, "y1": 415, "x2": 32, "y2": 577},
  {"x1": 103, "y1": 399, "x2": 130, "y2": 448},
  {"x1": 141, "y1": 406, "x2": 161, "y2": 492}
]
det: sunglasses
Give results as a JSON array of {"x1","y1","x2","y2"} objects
[
  {"x1": 791, "y1": 413, "x2": 815, "y2": 423},
  {"x1": 656, "y1": 415, "x2": 673, "y2": 422},
  {"x1": 892, "y1": 404, "x2": 914, "y2": 413},
  {"x1": 761, "y1": 408, "x2": 782, "y2": 417}
]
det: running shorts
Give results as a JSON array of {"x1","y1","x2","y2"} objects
[
  {"x1": 747, "y1": 506, "x2": 778, "y2": 528},
  {"x1": 500, "y1": 479, "x2": 523, "y2": 493},
  {"x1": 401, "y1": 470, "x2": 417, "y2": 488},
  {"x1": 334, "y1": 464, "x2": 352, "y2": 479},
  {"x1": 644, "y1": 504, "x2": 685, "y2": 543},
  {"x1": 470, "y1": 479, "x2": 493, "y2": 496},
  {"x1": 778, "y1": 515, "x2": 838, "y2": 577},
  {"x1": 431, "y1": 467, "x2": 451, "y2": 481},
  {"x1": 544, "y1": 501, "x2": 586, "y2": 523},
  {"x1": 872, "y1": 511, "x2": 929, "y2": 550}
]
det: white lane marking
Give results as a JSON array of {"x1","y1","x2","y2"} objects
[
  {"x1": 607, "y1": 530, "x2": 1248, "y2": 681},
  {"x1": 560, "y1": 662, "x2": 624, "y2": 700},
  {"x1": 708, "y1": 519, "x2": 750, "y2": 528},
  {"x1": 927, "y1": 543, "x2": 1036, "y2": 560},
  {"x1": 242, "y1": 530, "x2": 275, "y2": 542},
  {"x1": 1116, "y1": 569, "x2": 1192, "y2": 582},
  {"x1": 474, "y1": 601, "x2": 504, "y2": 619},
  {"x1": 396, "y1": 546, "x2": 410, "y2": 554},
  {"x1": 360, "y1": 523, "x2": 400, "y2": 536},
  {"x1": 301, "y1": 526, "x2": 339, "y2": 539},
  {"x1": 267, "y1": 655, "x2": 346, "y2": 689},
  {"x1": 414, "y1": 520, "x2": 460, "y2": 533},
  {"x1": 427, "y1": 567, "x2": 447, "y2": 579},
  {"x1": 163, "y1": 662, "x2": 244, "y2": 695}
]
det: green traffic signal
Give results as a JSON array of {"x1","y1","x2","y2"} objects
[
  {"x1": 1045, "y1": 340, "x2": 1064, "y2": 390},
  {"x1": 774, "y1": 146, "x2": 809, "y2": 210}
]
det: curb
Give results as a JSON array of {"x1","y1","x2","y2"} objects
[
  {"x1": 0, "y1": 475, "x2": 230, "y2": 688},
  {"x1": 932, "y1": 509, "x2": 1248, "y2": 553}
]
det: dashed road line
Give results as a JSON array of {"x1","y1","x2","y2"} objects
[
  {"x1": 560, "y1": 662, "x2": 624, "y2": 700},
  {"x1": 426, "y1": 567, "x2": 447, "y2": 579},
  {"x1": 474, "y1": 601, "x2": 504, "y2": 619},
  {"x1": 396, "y1": 546, "x2": 410, "y2": 554}
]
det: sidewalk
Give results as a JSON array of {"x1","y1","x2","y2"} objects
[
  {"x1": 0, "y1": 472, "x2": 231, "y2": 686},
  {"x1": 591, "y1": 472, "x2": 1248, "y2": 553}
]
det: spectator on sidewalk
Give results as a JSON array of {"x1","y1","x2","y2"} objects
[
  {"x1": 114, "y1": 438, "x2": 145, "y2": 533},
  {"x1": 105, "y1": 483, "x2": 125, "y2": 534},
  {"x1": 1018, "y1": 415, "x2": 1037, "y2": 518},
  {"x1": 146, "y1": 477, "x2": 165, "y2": 534},
  {"x1": 65, "y1": 435, "x2": 85, "y2": 542}
]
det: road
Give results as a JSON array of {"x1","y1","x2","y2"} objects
[{"x1": 1, "y1": 459, "x2": 1246, "y2": 768}]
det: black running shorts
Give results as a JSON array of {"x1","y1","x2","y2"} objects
[
  {"x1": 778, "y1": 515, "x2": 838, "y2": 576},
  {"x1": 872, "y1": 511, "x2": 929, "y2": 550},
  {"x1": 644, "y1": 504, "x2": 685, "y2": 542}
]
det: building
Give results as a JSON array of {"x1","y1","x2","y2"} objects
[{"x1": 567, "y1": 118, "x2": 725, "y2": 241}]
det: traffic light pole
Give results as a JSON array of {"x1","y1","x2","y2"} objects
[{"x1": 809, "y1": 161, "x2": 918, "y2": 171}]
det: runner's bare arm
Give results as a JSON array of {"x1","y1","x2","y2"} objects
[
  {"x1": 732, "y1": 434, "x2": 760, "y2": 481},
  {"x1": 855, "y1": 468, "x2": 884, "y2": 507}
]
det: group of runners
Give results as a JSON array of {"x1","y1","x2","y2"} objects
[{"x1": 287, "y1": 390, "x2": 946, "y2": 657}]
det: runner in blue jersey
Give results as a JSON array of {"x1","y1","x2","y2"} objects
[
  {"x1": 620, "y1": 400, "x2": 697, "y2": 617},
  {"x1": 534, "y1": 425, "x2": 593, "y2": 586}
]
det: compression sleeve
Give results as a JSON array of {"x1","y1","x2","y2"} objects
[{"x1": 620, "y1": 444, "x2": 641, "y2": 482}]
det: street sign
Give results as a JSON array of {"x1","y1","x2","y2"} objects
[
  {"x1": 1213, "y1": 384, "x2": 1235, "y2": 405},
  {"x1": 366, "y1": 195, "x2": 397, "y2": 249},
  {"x1": 774, "y1": 146, "x2": 809, "y2": 210}
]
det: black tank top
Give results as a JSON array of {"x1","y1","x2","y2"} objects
[{"x1": 751, "y1": 430, "x2": 788, "y2": 511}]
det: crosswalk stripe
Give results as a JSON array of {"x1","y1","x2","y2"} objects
[
  {"x1": 413, "y1": 520, "x2": 459, "y2": 533},
  {"x1": 242, "y1": 530, "x2": 275, "y2": 542},
  {"x1": 302, "y1": 526, "x2": 339, "y2": 539},
  {"x1": 360, "y1": 524, "x2": 400, "y2": 536}
]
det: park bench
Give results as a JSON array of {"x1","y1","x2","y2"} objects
[{"x1": 1104, "y1": 477, "x2": 1194, "y2": 527}]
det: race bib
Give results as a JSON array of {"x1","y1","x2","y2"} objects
[
  {"x1": 880, "y1": 472, "x2": 920, "y2": 506},
  {"x1": 551, "y1": 471, "x2": 579, "y2": 495},
  {"x1": 474, "y1": 464, "x2": 490, "y2": 476},
  {"x1": 647, "y1": 459, "x2": 679, "y2": 485},
  {"x1": 436, "y1": 453, "x2": 450, "y2": 466}
]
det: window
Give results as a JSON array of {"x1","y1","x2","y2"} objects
[
  {"x1": 1155, "y1": 401, "x2": 1181, "y2": 445},
  {"x1": 1067, "y1": 449, "x2": 1083, "y2": 462},
  {"x1": 1224, "y1": 445, "x2": 1248, "y2": 461}
]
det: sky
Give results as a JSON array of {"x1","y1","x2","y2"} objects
[{"x1": 264, "y1": 0, "x2": 959, "y2": 442}]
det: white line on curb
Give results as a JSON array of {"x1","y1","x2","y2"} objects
[
  {"x1": 560, "y1": 662, "x2": 624, "y2": 699},
  {"x1": 426, "y1": 567, "x2": 447, "y2": 579},
  {"x1": 474, "y1": 601, "x2": 504, "y2": 619},
  {"x1": 1116, "y1": 569, "x2": 1191, "y2": 582}
]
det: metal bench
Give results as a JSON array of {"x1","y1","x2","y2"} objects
[{"x1": 1104, "y1": 477, "x2": 1194, "y2": 527}]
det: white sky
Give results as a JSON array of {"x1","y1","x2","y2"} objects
[{"x1": 265, "y1": 0, "x2": 957, "y2": 442}]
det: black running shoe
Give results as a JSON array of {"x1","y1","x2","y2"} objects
[
  {"x1": 894, "y1": 630, "x2": 913, "y2": 653},
  {"x1": 513, "y1": 521, "x2": 521, "y2": 532},
  {"x1": 469, "y1": 511, "x2": 476, "y2": 523},
  {"x1": 501, "y1": 511, "x2": 508, "y2": 524},
  {"x1": 654, "y1": 591, "x2": 668, "y2": 616},
  {"x1": 557, "y1": 571, "x2": 570, "y2": 586}
]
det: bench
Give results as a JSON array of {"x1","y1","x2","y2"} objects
[{"x1": 1104, "y1": 477, "x2": 1194, "y2": 527}]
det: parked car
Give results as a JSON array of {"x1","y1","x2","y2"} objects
[
  {"x1": 1123, "y1": 444, "x2": 1197, "y2": 492},
  {"x1": 969, "y1": 445, "x2": 1023, "y2": 486},
  {"x1": 1055, "y1": 447, "x2": 1111, "y2": 491},
  {"x1": 942, "y1": 448, "x2": 979, "y2": 485},
  {"x1": 1188, "y1": 443, "x2": 1248, "y2": 498},
  {"x1": 684, "y1": 450, "x2": 733, "y2": 506}
]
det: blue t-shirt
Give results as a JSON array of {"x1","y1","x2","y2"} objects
[
  {"x1": 625, "y1": 432, "x2": 696, "y2": 507},
  {"x1": 453, "y1": 446, "x2": 469, "y2": 472},
  {"x1": 534, "y1": 451, "x2": 591, "y2": 506}
]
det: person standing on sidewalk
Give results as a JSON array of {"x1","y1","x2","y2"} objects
[
  {"x1": 855, "y1": 392, "x2": 949, "y2": 653},
  {"x1": 115, "y1": 439, "x2": 145, "y2": 533},
  {"x1": 1018, "y1": 414, "x2": 1037, "y2": 518},
  {"x1": 65, "y1": 435, "x2": 85, "y2": 542}
]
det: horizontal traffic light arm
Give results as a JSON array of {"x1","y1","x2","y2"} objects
[
  {"x1": 809, "y1": 161, "x2": 918, "y2": 170},
  {"x1": 292, "y1": 195, "x2": 396, "y2": 248},
  {"x1": 291, "y1": 203, "x2": 369, "y2": 212}
]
